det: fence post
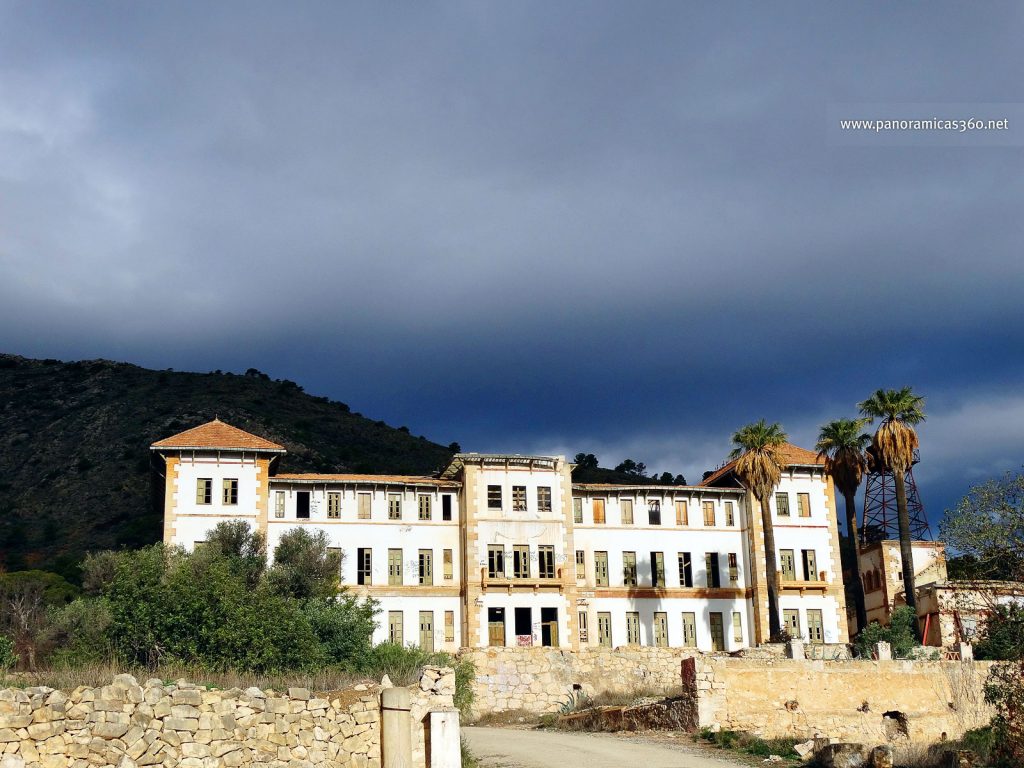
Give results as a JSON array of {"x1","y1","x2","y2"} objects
[
  {"x1": 429, "y1": 710, "x2": 461, "y2": 768},
  {"x1": 382, "y1": 687, "x2": 412, "y2": 768}
]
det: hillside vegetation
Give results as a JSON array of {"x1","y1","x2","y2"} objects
[{"x1": 0, "y1": 354, "x2": 456, "y2": 578}]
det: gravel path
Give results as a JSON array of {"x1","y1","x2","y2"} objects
[{"x1": 463, "y1": 726, "x2": 755, "y2": 768}]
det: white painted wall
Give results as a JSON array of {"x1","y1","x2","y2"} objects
[{"x1": 169, "y1": 453, "x2": 262, "y2": 550}]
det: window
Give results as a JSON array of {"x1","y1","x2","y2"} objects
[
  {"x1": 418, "y1": 494, "x2": 432, "y2": 520},
  {"x1": 196, "y1": 478, "x2": 212, "y2": 505},
  {"x1": 703, "y1": 500, "x2": 716, "y2": 527},
  {"x1": 651, "y1": 551, "x2": 665, "y2": 588},
  {"x1": 487, "y1": 545, "x2": 505, "y2": 578},
  {"x1": 622, "y1": 552, "x2": 637, "y2": 586},
  {"x1": 573, "y1": 497, "x2": 583, "y2": 523},
  {"x1": 594, "y1": 551, "x2": 609, "y2": 586},
  {"x1": 705, "y1": 552, "x2": 721, "y2": 588},
  {"x1": 732, "y1": 611, "x2": 743, "y2": 643},
  {"x1": 537, "y1": 486, "x2": 552, "y2": 512},
  {"x1": 681, "y1": 613, "x2": 697, "y2": 648},
  {"x1": 797, "y1": 492, "x2": 811, "y2": 518},
  {"x1": 621, "y1": 498, "x2": 634, "y2": 525},
  {"x1": 357, "y1": 548, "x2": 371, "y2": 585},
  {"x1": 648, "y1": 499, "x2": 661, "y2": 525},
  {"x1": 593, "y1": 499, "x2": 606, "y2": 524},
  {"x1": 728, "y1": 553, "x2": 739, "y2": 583},
  {"x1": 388, "y1": 494, "x2": 401, "y2": 520},
  {"x1": 274, "y1": 491, "x2": 285, "y2": 519},
  {"x1": 626, "y1": 612, "x2": 641, "y2": 645},
  {"x1": 678, "y1": 552, "x2": 693, "y2": 587},
  {"x1": 578, "y1": 611, "x2": 588, "y2": 644},
  {"x1": 441, "y1": 494, "x2": 452, "y2": 521},
  {"x1": 418, "y1": 550, "x2": 433, "y2": 585},
  {"x1": 357, "y1": 492, "x2": 371, "y2": 520},
  {"x1": 802, "y1": 549, "x2": 818, "y2": 581},
  {"x1": 780, "y1": 549, "x2": 796, "y2": 581},
  {"x1": 575, "y1": 550, "x2": 586, "y2": 580},
  {"x1": 709, "y1": 612, "x2": 725, "y2": 651},
  {"x1": 512, "y1": 486, "x2": 527, "y2": 511},
  {"x1": 222, "y1": 479, "x2": 238, "y2": 505},
  {"x1": 419, "y1": 611, "x2": 434, "y2": 652},
  {"x1": 327, "y1": 492, "x2": 341, "y2": 519},
  {"x1": 807, "y1": 609, "x2": 824, "y2": 643},
  {"x1": 775, "y1": 492, "x2": 790, "y2": 517},
  {"x1": 653, "y1": 612, "x2": 668, "y2": 647},
  {"x1": 538, "y1": 546, "x2": 555, "y2": 579},
  {"x1": 296, "y1": 491, "x2": 310, "y2": 519},
  {"x1": 443, "y1": 549, "x2": 453, "y2": 580},
  {"x1": 513, "y1": 545, "x2": 530, "y2": 579},
  {"x1": 388, "y1": 611, "x2": 403, "y2": 645},
  {"x1": 388, "y1": 549, "x2": 402, "y2": 585},
  {"x1": 783, "y1": 609, "x2": 801, "y2": 638},
  {"x1": 597, "y1": 612, "x2": 612, "y2": 647},
  {"x1": 725, "y1": 501, "x2": 735, "y2": 526},
  {"x1": 675, "y1": 500, "x2": 688, "y2": 526},
  {"x1": 445, "y1": 611, "x2": 455, "y2": 643},
  {"x1": 487, "y1": 485, "x2": 502, "y2": 509}
]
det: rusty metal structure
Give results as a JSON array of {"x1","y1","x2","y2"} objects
[{"x1": 860, "y1": 447, "x2": 931, "y2": 544}]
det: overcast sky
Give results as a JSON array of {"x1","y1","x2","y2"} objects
[{"x1": 2, "y1": 1, "x2": 1023, "y2": 531}]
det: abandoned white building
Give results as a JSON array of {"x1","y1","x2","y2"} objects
[{"x1": 153, "y1": 419, "x2": 850, "y2": 652}]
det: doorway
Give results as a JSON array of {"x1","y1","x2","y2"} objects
[
  {"x1": 488, "y1": 608, "x2": 505, "y2": 646},
  {"x1": 540, "y1": 607, "x2": 558, "y2": 647},
  {"x1": 296, "y1": 491, "x2": 310, "y2": 519}
]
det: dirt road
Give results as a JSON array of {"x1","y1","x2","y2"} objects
[{"x1": 463, "y1": 726, "x2": 753, "y2": 768}]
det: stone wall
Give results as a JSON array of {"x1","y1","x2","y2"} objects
[
  {"x1": 685, "y1": 656, "x2": 995, "y2": 744},
  {"x1": 460, "y1": 646, "x2": 696, "y2": 717},
  {"x1": 0, "y1": 668, "x2": 455, "y2": 768}
]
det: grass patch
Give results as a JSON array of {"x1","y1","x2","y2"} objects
[
  {"x1": 697, "y1": 728, "x2": 801, "y2": 761},
  {"x1": 460, "y1": 736, "x2": 479, "y2": 768}
]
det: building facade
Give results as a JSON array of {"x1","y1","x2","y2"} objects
[{"x1": 152, "y1": 419, "x2": 849, "y2": 652}]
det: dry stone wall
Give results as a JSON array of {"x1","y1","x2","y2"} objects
[
  {"x1": 684, "y1": 656, "x2": 995, "y2": 744},
  {"x1": 460, "y1": 646, "x2": 696, "y2": 717},
  {"x1": 0, "y1": 668, "x2": 455, "y2": 768}
]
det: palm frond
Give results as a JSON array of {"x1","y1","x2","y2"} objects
[
  {"x1": 857, "y1": 388, "x2": 925, "y2": 472},
  {"x1": 729, "y1": 419, "x2": 787, "y2": 499},
  {"x1": 815, "y1": 418, "x2": 870, "y2": 496}
]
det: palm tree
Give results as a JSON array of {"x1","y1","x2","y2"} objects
[
  {"x1": 858, "y1": 387, "x2": 926, "y2": 637},
  {"x1": 815, "y1": 418, "x2": 871, "y2": 634},
  {"x1": 730, "y1": 419, "x2": 788, "y2": 640}
]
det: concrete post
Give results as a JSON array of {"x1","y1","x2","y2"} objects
[
  {"x1": 875, "y1": 641, "x2": 892, "y2": 661},
  {"x1": 429, "y1": 710, "x2": 461, "y2": 768},
  {"x1": 787, "y1": 640, "x2": 805, "y2": 660},
  {"x1": 382, "y1": 687, "x2": 412, "y2": 768},
  {"x1": 958, "y1": 642, "x2": 973, "y2": 661}
]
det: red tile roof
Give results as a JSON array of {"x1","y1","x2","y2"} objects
[
  {"x1": 273, "y1": 473, "x2": 457, "y2": 487},
  {"x1": 150, "y1": 419, "x2": 286, "y2": 452},
  {"x1": 699, "y1": 442, "x2": 824, "y2": 487}
]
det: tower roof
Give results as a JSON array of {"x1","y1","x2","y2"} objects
[{"x1": 150, "y1": 419, "x2": 286, "y2": 453}]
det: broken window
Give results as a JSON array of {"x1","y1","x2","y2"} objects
[
  {"x1": 537, "y1": 486, "x2": 552, "y2": 512},
  {"x1": 443, "y1": 549, "x2": 453, "y2": 580},
  {"x1": 648, "y1": 498, "x2": 661, "y2": 525},
  {"x1": 652, "y1": 551, "x2": 666, "y2": 587},
  {"x1": 274, "y1": 491, "x2": 285, "y2": 518},
  {"x1": 441, "y1": 494, "x2": 452, "y2": 521},
  {"x1": 775, "y1": 492, "x2": 790, "y2": 517},
  {"x1": 728, "y1": 552, "x2": 739, "y2": 583},
  {"x1": 445, "y1": 611, "x2": 455, "y2": 643},
  {"x1": 327, "y1": 491, "x2": 340, "y2": 519},
  {"x1": 357, "y1": 548, "x2": 371, "y2": 585},
  {"x1": 513, "y1": 545, "x2": 530, "y2": 579},
  {"x1": 575, "y1": 550, "x2": 586, "y2": 580},
  {"x1": 678, "y1": 552, "x2": 693, "y2": 587},
  {"x1": 797, "y1": 492, "x2": 811, "y2": 518},
  {"x1": 724, "y1": 501, "x2": 735, "y2": 526},
  {"x1": 222, "y1": 479, "x2": 238, "y2": 505},
  {"x1": 573, "y1": 497, "x2": 583, "y2": 523},
  {"x1": 783, "y1": 609, "x2": 801, "y2": 638},
  {"x1": 538, "y1": 546, "x2": 555, "y2": 579},
  {"x1": 623, "y1": 551, "x2": 637, "y2": 586},
  {"x1": 196, "y1": 478, "x2": 212, "y2": 505},
  {"x1": 512, "y1": 486, "x2": 527, "y2": 511},
  {"x1": 487, "y1": 545, "x2": 505, "y2": 579},
  {"x1": 705, "y1": 552, "x2": 721, "y2": 588},
  {"x1": 802, "y1": 550, "x2": 818, "y2": 581},
  {"x1": 418, "y1": 549, "x2": 433, "y2": 585},
  {"x1": 487, "y1": 485, "x2": 502, "y2": 509},
  {"x1": 488, "y1": 607, "x2": 505, "y2": 647},
  {"x1": 732, "y1": 612, "x2": 743, "y2": 643}
]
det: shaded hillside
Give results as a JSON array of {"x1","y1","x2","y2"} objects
[{"x1": 0, "y1": 354, "x2": 456, "y2": 578}]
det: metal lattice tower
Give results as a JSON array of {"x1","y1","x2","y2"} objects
[{"x1": 860, "y1": 446, "x2": 932, "y2": 544}]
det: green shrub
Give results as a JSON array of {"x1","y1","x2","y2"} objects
[
  {"x1": 975, "y1": 604, "x2": 1024, "y2": 661},
  {"x1": 0, "y1": 634, "x2": 16, "y2": 672},
  {"x1": 854, "y1": 606, "x2": 920, "y2": 658},
  {"x1": 303, "y1": 596, "x2": 379, "y2": 668},
  {"x1": 47, "y1": 598, "x2": 113, "y2": 665}
]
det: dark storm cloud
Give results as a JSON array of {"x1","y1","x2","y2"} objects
[{"x1": 2, "y1": 1, "x2": 1023, "y2": 523}]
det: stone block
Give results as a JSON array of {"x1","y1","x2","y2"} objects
[
  {"x1": 162, "y1": 718, "x2": 199, "y2": 733},
  {"x1": 170, "y1": 691, "x2": 202, "y2": 707},
  {"x1": 818, "y1": 743, "x2": 867, "y2": 768},
  {"x1": 93, "y1": 722, "x2": 129, "y2": 740}
]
